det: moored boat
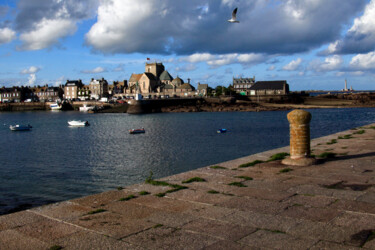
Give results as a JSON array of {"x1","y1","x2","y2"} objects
[
  {"x1": 9, "y1": 124, "x2": 32, "y2": 131},
  {"x1": 217, "y1": 128, "x2": 227, "y2": 133},
  {"x1": 68, "y1": 120, "x2": 90, "y2": 127},
  {"x1": 79, "y1": 104, "x2": 95, "y2": 112},
  {"x1": 129, "y1": 128, "x2": 145, "y2": 134},
  {"x1": 50, "y1": 103, "x2": 62, "y2": 110}
]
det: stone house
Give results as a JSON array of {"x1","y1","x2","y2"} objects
[
  {"x1": 64, "y1": 80, "x2": 83, "y2": 100},
  {"x1": 197, "y1": 83, "x2": 208, "y2": 96},
  {"x1": 78, "y1": 85, "x2": 90, "y2": 100},
  {"x1": 34, "y1": 85, "x2": 63, "y2": 101},
  {"x1": 89, "y1": 78, "x2": 109, "y2": 100},
  {"x1": 0, "y1": 87, "x2": 22, "y2": 102},
  {"x1": 233, "y1": 76, "x2": 256, "y2": 95},
  {"x1": 249, "y1": 81, "x2": 289, "y2": 96}
]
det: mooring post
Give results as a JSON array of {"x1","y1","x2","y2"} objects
[{"x1": 282, "y1": 109, "x2": 316, "y2": 166}]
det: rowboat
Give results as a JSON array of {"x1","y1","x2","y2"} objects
[
  {"x1": 9, "y1": 124, "x2": 32, "y2": 131},
  {"x1": 129, "y1": 128, "x2": 145, "y2": 134}
]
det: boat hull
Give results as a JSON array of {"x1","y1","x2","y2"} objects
[{"x1": 68, "y1": 120, "x2": 90, "y2": 127}]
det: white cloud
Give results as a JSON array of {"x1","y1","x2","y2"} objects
[
  {"x1": 81, "y1": 67, "x2": 107, "y2": 74},
  {"x1": 0, "y1": 27, "x2": 16, "y2": 45},
  {"x1": 19, "y1": 18, "x2": 76, "y2": 50},
  {"x1": 28, "y1": 74, "x2": 36, "y2": 85},
  {"x1": 185, "y1": 53, "x2": 215, "y2": 63},
  {"x1": 324, "y1": 0, "x2": 375, "y2": 54},
  {"x1": 350, "y1": 52, "x2": 375, "y2": 70},
  {"x1": 85, "y1": 0, "x2": 363, "y2": 55},
  {"x1": 282, "y1": 58, "x2": 302, "y2": 71},
  {"x1": 21, "y1": 66, "x2": 40, "y2": 74},
  {"x1": 309, "y1": 55, "x2": 343, "y2": 72}
]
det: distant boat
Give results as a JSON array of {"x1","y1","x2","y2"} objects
[
  {"x1": 50, "y1": 102, "x2": 62, "y2": 110},
  {"x1": 129, "y1": 128, "x2": 145, "y2": 134},
  {"x1": 79, "y1": 104, "x2": 95, "y2": 112},
  {"x1": 9, "y1": 124, "x2": 32, "y2": 131},
  {"x1": 217, "y1": 128, "x2": 227, "y2": 133},
  {"x1": 68, "y1": 120, "x2": 90, "y2": 127}
]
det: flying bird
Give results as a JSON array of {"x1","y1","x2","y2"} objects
[{"x1": 228, "y1": 7, "x2": 239, "y2": 23}]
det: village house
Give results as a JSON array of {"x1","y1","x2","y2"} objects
[
  {"x1": 0, "y1": 87, "x2": 33, "y2": 102},
  {"x1": 33, "y1": 85, "x2": 63, "y2": 101},
  {"x1": 109, "y1": 80, "x2": 127, "y2": 96},
  {"x1": 249, "y1": 81, "x2": 289, "y2": 96},
  {"x1": 233, "y1": 76, "x2": 256, "y2": 95},
  {"x1": 196, "y1": 83, "x2": 208, "y2": 97},
  {"x1": 64, "y1": 80, "x2": 83, "y2": 100},
  {"x1": 78, "y1": 85, "x2": 90, "y2": 100},
  {"x1": 89, "y1": 78, "x2": 109, "y2": 100}
]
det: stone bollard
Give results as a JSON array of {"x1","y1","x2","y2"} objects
[{"x1": 282, "y1": 109, "x2": 316, "y2": 166}]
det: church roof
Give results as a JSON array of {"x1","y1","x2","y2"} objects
[
  {"x1": 129, "y1": 74, "x2": 143, "y2": 82},
  {"x1": 160, "y1": 71, "x2": 173, "y2": 81},
  {"x1": 172, "y1": 76, "x2": 184, "y2": 85}
]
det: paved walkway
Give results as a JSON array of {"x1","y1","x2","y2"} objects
[{"x1": 1, "y1": 124, "x2": 375, "y2": 249}]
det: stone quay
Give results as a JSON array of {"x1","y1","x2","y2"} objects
[{"x1": 1, "y1": 123, "x2": 375, "y2": 249}]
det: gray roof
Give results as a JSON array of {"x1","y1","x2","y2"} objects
[
  {"x1": 177, "y1": 83, "x2": 195, "y2": 90},
  {"x1": 250, "y1": 81, "x2": 287, "y2": 90},
  {"x1": 159, "y1": 71, "x2": 173, "y2": 81},
  {"x1": 172, "y1": 76, "x2": 184, "y2": 85},
  {"x1": 164, "y1": 84, "x2": 174, "y2": 89}
]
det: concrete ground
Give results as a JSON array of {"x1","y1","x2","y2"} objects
[{"x1": 1, "y1": 123, "x2": 375, "y2": 249}]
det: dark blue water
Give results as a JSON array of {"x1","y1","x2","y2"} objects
[{"x1": 0, "y1": 108, "x2": 374, "y2": 214}]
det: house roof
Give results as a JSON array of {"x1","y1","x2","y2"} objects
[
  {"x1": 164, "y1": 84, "x2": 174, "y2": 89},
  {"x1": 160, "y1": 70, "x2": 173, "y2": 81},
  {"x1": 172, "y1": 76, "x2": 184, "y2": 85},
  {"x1": 177, "y1": 83, "x2": 195, "y2": 90},
  {"x1": 129, "y1": 74, "x2": 143, "y2": 82},
  {"x1": 250, "y1": 81, "x2": 287, "y2": 90}
]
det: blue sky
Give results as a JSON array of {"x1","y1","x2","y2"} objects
[{"x1": 0, "y1": 0, "x2": 375, "y2": 91}]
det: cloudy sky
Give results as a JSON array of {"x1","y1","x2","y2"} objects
[{"x1": 0, "y1": 0, "x2": 374, "y2": 90}]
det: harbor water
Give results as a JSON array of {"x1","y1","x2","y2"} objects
[{"x1": 1, "y1": 108, "x2": 374, "y2": 215}]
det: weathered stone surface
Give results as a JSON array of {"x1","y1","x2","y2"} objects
[{"x1": 1, "y1": 123, "x2": 375, "y2": 248}]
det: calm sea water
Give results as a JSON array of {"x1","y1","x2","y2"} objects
[{"x1": 1, "y1": 108, "x2": 374, "y2": 214}]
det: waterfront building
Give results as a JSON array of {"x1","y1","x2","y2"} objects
[
  {"x1": 109, "y1": 80, "x2": 127, "y2": 96},
  {"x1": 233, "y1": 76, "x2": 256, "y2": 95},
  {"x1": 78, "y1": 85, "x2": 90, "y2": 100},
  {"x1": 64, "y1": 80, "x2": 83, "y2": 100},
  {"x1": 89, "y1": 78, "x2": 109, "y2": 100},
  {"x1": 34, "y1": 85, "x2": 63, "y2": 101},
  {"x1": 0, "y1": 87, "x2": 33, "y2": 102},
  {"x1": 197, "y1": 83, "x2": 208, "y2": 97},
  {"x1": 249, "y1": 81, "x2": 289, "y2": 96}
]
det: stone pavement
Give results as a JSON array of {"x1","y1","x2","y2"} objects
[{"x1": 1, "y1": 124, "x2": 375, "y2": 249}]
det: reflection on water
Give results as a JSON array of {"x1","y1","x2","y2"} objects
[{"x1": 0, "y1": 108, "x2": 374, "y2": 214}]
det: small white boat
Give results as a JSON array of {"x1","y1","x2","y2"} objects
[
  {"x1": 9, "y1": 124, "x2": 32, "y2": 131},
  {"x1": 79, "y1": 104, "x2": 95, "y2": 112},
  {"x1": 68, "y1": 120, "x2": 90, "y2": 127},
  {"x1": 50, "y1": 103, "x2": 62, "y2": 110},
  {"x1": 129, "y1": 128, "x2": 145, "y2": 134}
]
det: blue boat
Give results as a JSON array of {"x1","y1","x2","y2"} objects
[
  {"x1": 217, "y1": 128, "x2": 227, "y2": 133},
  {"x1": 9, "y1": 124, "x2": 32, "y2": 131}
]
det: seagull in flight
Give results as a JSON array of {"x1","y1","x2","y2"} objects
[{"x1": 228, "y1": 7, "x2": 239, "y2": 23}]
